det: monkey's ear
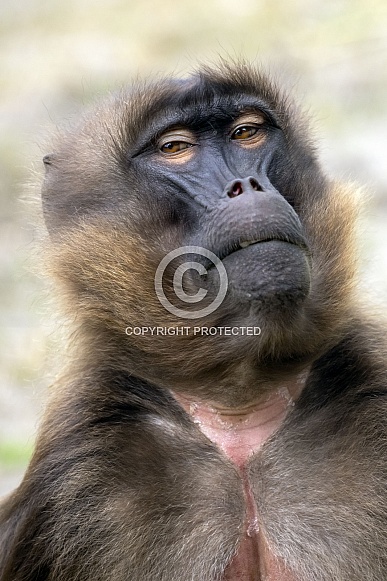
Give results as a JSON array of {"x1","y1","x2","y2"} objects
[{"x1": 43, "y1": 153, "x2": 56, "y2": 168}]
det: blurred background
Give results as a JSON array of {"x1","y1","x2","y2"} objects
[{"x1": 1, "y1": 0, "x2": 387, "y2": 495}]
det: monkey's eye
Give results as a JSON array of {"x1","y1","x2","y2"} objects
[
  {"x1": 158, "y1": 128, "x2": 197, "y2": 159},
  {"x1": 160, "y1": 141, "x2": 193, "y2": 155},
  {"x1": 231, "y1": 126, "x2": 259, "y2": 140},
  {"x1": 229, "y1": 114, "x2": 266, "y2": 147}
]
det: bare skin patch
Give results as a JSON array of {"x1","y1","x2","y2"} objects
[
  {"x1": 174, "y1": 382, "x2": 301, "y2": 467},
  {"x1": 173, "y1": 371, "x2": 308, "y2": 580}
]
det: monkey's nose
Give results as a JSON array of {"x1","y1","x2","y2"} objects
[{"x1": 226, "y1": 177, "x2": 262, "y2": 198}]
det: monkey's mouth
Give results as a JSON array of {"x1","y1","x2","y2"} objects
[
  {"x1": 211, "y1": 233, "x2": 309, "y2": 264},
  {"x1": 238, "y1": 235, "x2": 308, "y2": 251},
  {"x1": 182, "y1": 217, "x2": 311, "y2": 306},
  {"x1": 240, "y1": 239, "x2": 266, "y2": 248},
  {"x1": 205, "y1": 237, "x2": 311, "y2": 305}
]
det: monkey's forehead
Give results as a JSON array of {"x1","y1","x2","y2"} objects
[
  {"x1": 48, "y1": 63, "x2": 306, "y2": 169},
  {"x1": 143, "y1": 68, "x2": 286, "y2": 116},
  {"x1": 86, "y1": 63, "x2": 295, "y2": 143}
]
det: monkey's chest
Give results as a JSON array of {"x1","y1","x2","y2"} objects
[
  {"x1": 221, "y1": 474, "x2": 295, "y2": 581},
  {"x1": 174, "y1": 392, "x2": 296, "y2": 580}
]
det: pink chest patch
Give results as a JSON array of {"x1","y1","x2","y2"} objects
[{"x1": 174, "y1": 388, "x2": 299, "y2": 581}]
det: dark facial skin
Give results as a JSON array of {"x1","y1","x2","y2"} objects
[{"x1": 131, "y1": 102, "x2": 311, "y2": 314}]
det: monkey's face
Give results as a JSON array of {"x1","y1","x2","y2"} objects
[
  {"x1": 42, "y1": 64, "x2": 357, "y2": 401},
  {"x1": 131, "y1": 103, "x2": 311, "y2": 316}
]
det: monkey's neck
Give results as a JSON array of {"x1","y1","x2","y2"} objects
[{"x1": 172, "y1": 370, "x2": 307, "y2": 467}]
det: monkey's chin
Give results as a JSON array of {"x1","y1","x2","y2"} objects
[{"x1": 221, "y1": 240, "x2": 311, "y2": 308}]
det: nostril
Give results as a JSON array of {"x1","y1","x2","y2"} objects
[
  {"x1": 228, "y1": 180, "x2": 243, "y2": 198},
  {"x1": 249, "y1": 177, "x2": 262, "y2": 191},
  {"x1": 226, "y1": 177, "x2": 262, "y2": 198}
]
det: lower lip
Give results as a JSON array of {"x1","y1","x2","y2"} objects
[{"x1": 218, "y1": 240, "x2": 311, "y2": 302}]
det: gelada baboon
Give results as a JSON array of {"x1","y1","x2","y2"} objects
[{"x1": 1, "y1": 61, "x2": 386, "y2": 581}]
